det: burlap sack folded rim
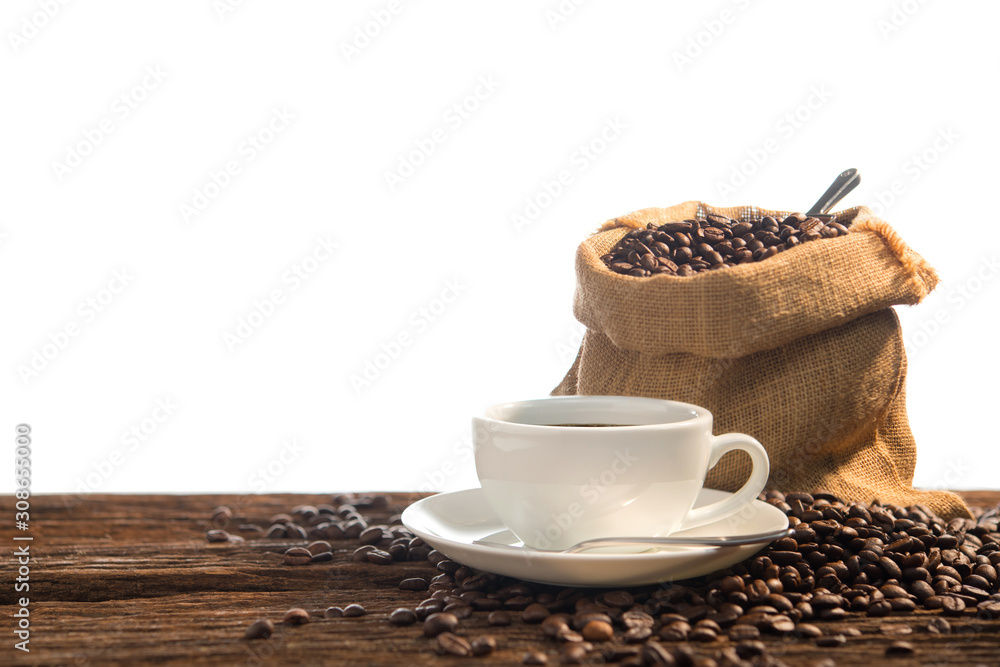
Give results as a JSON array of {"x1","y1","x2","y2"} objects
[{"x1": 574, "y1": 202, "x2": 939, "y2": 358}]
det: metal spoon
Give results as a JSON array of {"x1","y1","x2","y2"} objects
[
  {"x1": 473, "y1": 527, "x2": 794, "y2": 554},
  {"x1": 807, "y1": 167, "x2": 861, "y2": 219}
]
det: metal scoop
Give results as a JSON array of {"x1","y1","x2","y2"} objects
[{"x1": 474, "y1": 527, "x2": 794, "y2": 554}]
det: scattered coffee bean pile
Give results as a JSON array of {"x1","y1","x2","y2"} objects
[
  {"x1": 208, "y1": 492, "x2": 1000, "y2": 666},
  {"x1": 600, "y1": 213, "x2": 850, "y2": 277}
]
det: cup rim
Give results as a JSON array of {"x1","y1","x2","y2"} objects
[{"x1": 477, "y1": 395, "x2": 712, "y2": 431}]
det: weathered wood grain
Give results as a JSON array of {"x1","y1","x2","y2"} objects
[{"x1": 4, "y1": 492, "x2": 999, "y2": 666}]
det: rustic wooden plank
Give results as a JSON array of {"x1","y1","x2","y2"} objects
[{"x1": 4, "y1": 491, "x2": 999, "y2": 666}]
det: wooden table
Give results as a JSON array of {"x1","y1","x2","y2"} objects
[{"x1": 5, "y1": 492, "x2": 1000, "y2": 666}]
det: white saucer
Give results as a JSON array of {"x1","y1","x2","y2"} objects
[{"x1": 401, "y1": 487, "x2": 789, "y2": 588}]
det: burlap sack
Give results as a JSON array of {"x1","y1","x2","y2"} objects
[{"x1": 553, "y1": 201, "x2": 971, "y2": 520}]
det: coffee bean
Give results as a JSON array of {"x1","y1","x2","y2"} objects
[
  {"x1": 435, "y1": 632, "x2": 471, "y2": 657},
  {"x1": 398, "y1": 577, "x2": 428, "y2": 592},
  {"x1": 358, "y1": 526, "x2": 384, "y2": 545},
  {"x1": 940, "y1": 595, "x2": 967, "y2": 616},
  {"x1": 342, "y1": 604, "x2": 366, "y2": 618},
  {"x1": 305, "y1": 540, "x2": 331, "y2": 555},
  {"x1": 243, "y1": 619, "x2": 274, "y2": 639},
  {"x1": 561, "y1": 644, "x2": 590, "y2": 664},
  {"x1": 557, "y1": 627, "x2": 585, "y2": 643},
  {"x1": 814, "y1": 634, "x2": 846, "y2": 647},
  {"x1": 659, "y1": 222, "x2": 692, "y2": 234},
  {"x1": 622, "y1": 610, "x2": 654, "y2": 629},
  {"x1": 488, "y1": 610, "x2": 512, "y2": 626},
  {"x1": 505, "y1": 595, "x2": 535, "y2": 610},
  {"x1": 364, "y1": 549, "x2": 393, "y2": 565},
  {"x1": 472, "y1": 597, "x2": 503, "y2": 612},
  {"x1": 689, "y1": 627, "x2": 717, "y2": 642},
  {"x1": 389, "y1": 608, "x2": 416, "y2": 625},
  {"x1": 471, "y1": 635, "x2": 497, "y2": 657},
  {"x1": 283, "y1": 547, "x2": 313, "y2": 566},
  {"x1": 796, "y1": 623, "x2": 822, "y2": 638},
  {"x1": 658, "y1": 623, "x2": 689, "y2": 641},
  {"x1": 728, "y1": 624, "x2": 760, "y2": 640},
  {"x1": 637, "y1": 642, "x2": 675, "y2": 666},
  {"x1": 523, "y1": 603, "x2": 551, "y2": 624},
  {"x1": 581, "y1": 620, "x2": 614, "y2": 641},
  {"x1": 523, "y1": 650, "x2": 549, "y2": 665},
  {"x1": 888, "y1": 597, "x2": 917, "y2": 612},
  {"x1": 443, "y1": 602, "x2": 473, "y2": 619},
  {"x1": 351, "y1": 545, "x2": 376, "y2": 561},
  {"x1": 978, "y1": 600, "x2": 1000, "y2": 617},
  {"x1": 885, "y1": 641, "x2": 915, "y2": 656},
  {"x1": 423, "y1": 612, "x2": 458, "y2": 637},
  {"x1": 735, "y1": 640, "x2": 766, "y2": 658},
  {"x1": 918, "y1": 617, "x2": 950, "y2": 638},
  {"x1": 324, "y1": 606, "x2": 343, "y2": 619},
  {"x1": 867, "y1": 600, "x2": 892, "y2": 617},
  {"x1": 282, "y1": 608, "x2": 310, "y2": 625}
]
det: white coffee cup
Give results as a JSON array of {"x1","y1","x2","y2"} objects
[{"x1": 472, "y1": 395, "x2": 769, "y2": 551}]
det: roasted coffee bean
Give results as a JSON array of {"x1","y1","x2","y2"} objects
[
  {"x1": 523, "y1": 603, "x2": 550, "y2": 624},
  {"x1": 389, "y1": 607, "x2": 416, "y2": 625},
  {"x1": 243, "y1": 619, "x2": 274, "y2": 639},
  {"x1": 557, "y1": 627, "x2": 585, "y2": 643},
  {"x1": 919, "y1": 617, "x2": 951, "y2": 637},
  {"x1": 658, "y1": 622, "x2": 689, "y2": 641},
  {"x1": 735, "y1": 640, "x2": 766, "y2": 658},
  {"x1": 940, "y1": 595, "x2": 967, "y2": 616},
  {"x1": 488, "y1": 610, "x2": 512, "y2": 626},
  {"x1": 978, "y1": 600, "x2": 1000, "y2": 617},
  {"x1": 423, "y1": 612, "x2": 458, "y2": 637},
  {"x1": 867, "y1": 599, "x2": 892, "y2": 617},
  {"x1": 767, "y1": 615, "x2": 796, "y2": 633},
  {"x1": 815, "y1": 634, "x2": 846, "y2": 647},
  {"x1": 436, "y1": 632, "x2": 471, "y2": 657},
  {"x1": 523, "y1": 650, "x2": 549, "y2": 665},
  {"x1": 399, "y1": 577, "x2": 428, "y2": 592},
  {"x1": 622, "y1": 610, "x2": 654, "y2": 628},
  {"x1": 888, "y1": 597, "x2": 917, "y2": 612},
  {"x1": 342, "y1": 604, "x2": 366, "y2": 618},
  {"x1": 541, "y1": 614, "x2": 570, "y2": 637},
  {"x1": 688, "y1": 626, "x2": 717, "y2": 642},
  {"x1": 471, "y1": 635, "x2": 497, "y2": 657},
  {"x1": 283, "y1": 547, "x2": 313, "y2": 566},
  {"x1": 323, "y1": 606, "x2": 344, "y2": 619},
  {"x1": 350, "y1": 545, "x2": 375, "y2": 561},
  {"x1": 282, "y1": 608, "x2": 310, "y2": 625},
  {"x1": 364, "y1": 549, "x2": 393, "y2": 565},
  {"x1": 443, "y1": 602, "x2": 473, "y2": 619},
  {"x1": 581, "y1": 620, "x2": 614, "y2": 641},
  {"x1": 305, "y1": 540, "x2": 331, "y2": 555},
  {"x1": 885, "y1": 641, "x2": 915, "y2": 656},
  {"x1": 560, "y1": 644, "x2": 589, "y2": 664},
  {"x1": 471, "y1": 597, "x2": 503, "y2": 612},
  {"x1": 793, "y1": 623, "x2": 822, "y2": 638}
]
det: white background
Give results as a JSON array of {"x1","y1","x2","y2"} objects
[{"x1": 3, "y1": 1, "x2": 998, "y2": 498}]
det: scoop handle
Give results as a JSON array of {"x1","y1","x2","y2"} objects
[{"x1": 807, "y1": 168, "x2": 861, "y2": 217}]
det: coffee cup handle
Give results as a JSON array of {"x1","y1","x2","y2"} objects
[{"x1": 677, "y1": 433, "x2": 770, "y2": 532}]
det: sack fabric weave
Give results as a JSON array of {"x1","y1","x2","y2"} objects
[{"x1": 553, "y1": 201, "x2": 971, "y2": 520}]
